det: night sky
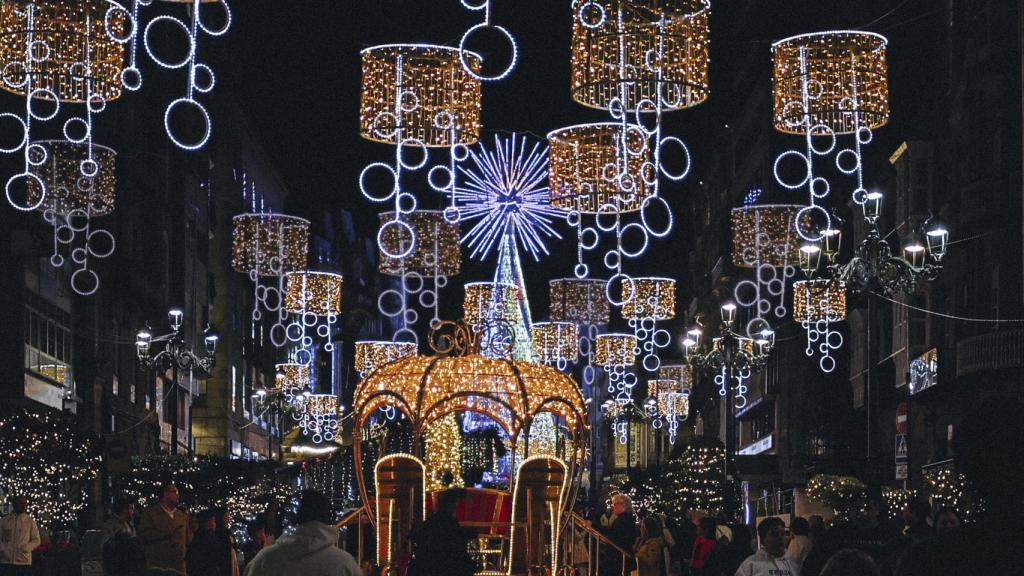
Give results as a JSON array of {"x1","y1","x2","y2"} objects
[{"x1": 219, "y1": 0, "x2": 945, "y2": 329}]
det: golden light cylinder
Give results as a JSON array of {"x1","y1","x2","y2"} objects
[
  {"x1": 620, "y1": 277, "x2": 676, "y2": 320},
  {"x1": 531, "y1": 321, "x2": 580, "y2": 364},
  {"x1": 549, "y1": 278, "x2": 610, "y2": 325},
  {"x1": 648, "y1": 379, "x2": 688, "y2": 417},
  {"x1": 26, "y1": 140, "x2": 116, "y2": 215},
  {"x1": 359, "y1": 44, "x2": 482, "y2": 146},
  {"x1": 275, "y1": 363, "x2": 311, "y2": 389},
  {"x1": 772, "y1": 31, "x2": 889, "y2": 135},
  {"x1": 283, "y1": 272, "x2": 343, "y2": 316},
  {"x1": 354, "y1": 340, "x2": 417, "y2": 374},
  {"x1": 658, "y1": 364, "x2": 693, "y2": 393},
  {"x1": 231, "y1": 213, "x2": 310, "y2": 277},
  {"x1": 547, "y1": 123, "x2": 653, "y2": 214},
  {"x1": 0, "y1": 0, "x2": 124, "y2": 102},
  {"x1": 377, "y1": 210, "x2": 461, "y2": 277},
  {"x1": 793, "y1": 279, "x2": 847, "y2": 323},
  {"x1": 463, "y1": 281, "x2": 519, "y2": 325},
  {"x1": 306, "y1": 394, "x2": 338, "y2": 416},
  {"x1": 595, "y1": 333, "x2": 637, "y2": 367},
  {"x1": 571, "y1": 0, "x2": 709, "y2": 111},
  {"x1": 731, "y1": 205, "x2": 812, "y2": 268}
]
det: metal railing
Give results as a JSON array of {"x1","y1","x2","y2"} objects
[
  {"x1": 336, "y1": 507, "x2": 372, "y2": 569},
  {"x1": 956, "y1": 329, "x2": 1024, "y2": 377},
  {"x1": 562, "y1": 513, "x2": 636, "y2": 576}
]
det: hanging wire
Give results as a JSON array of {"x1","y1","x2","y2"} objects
[{"x1": 871, "y1": 292, "x2": 1024, "y2": 323}]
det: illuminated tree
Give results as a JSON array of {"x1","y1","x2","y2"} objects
[{"x1": 425, "y1": 414, "x2": 464, "y2": 489}]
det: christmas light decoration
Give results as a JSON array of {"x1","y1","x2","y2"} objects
[
  {"x1": 805, "y1": 474, "x2": 870, "y2": 525},
  {"x1": 23, "y1": 139, "x2": 117, "y2": 295},
  {"x1": 424, "y1": 413, "x2": 463, "y2": 489},
  {"x1": 455, "y1": 0, "x2": 518, "y2": 82},
  {"x1": 0, "y1": 408, "x2": 102, "y2": 529},
  {"x1": 359, "y1": 44, "x2": 482, "y2": 146},
  {"x1": 531, "y1": 321, "x2": 580, "y2": 368},
  {"x1": 793, "y1": 279, "x2": 846, "y2": 373},
  {"x1": 570, "y1": 0, "x2": 709, "y2": 111},
  {"x1": 621, "y1": 276, "x2": 675, "y2": 372},
  {"x1": 549, "y1": 278, "x2": 610, "y2": 325},
  {"x1": 669, "y1": 438, "x2": 726, "y2": 514},
  {"x1": 299, "y1": 393, "x2": 339, "y2": 444},
  {"x1": 595, "y1": 333, "x2": 636, "y2": 367},
  {"x1": 463, "y1": 281, "x2": 519, "y2": 326},
  {"x1": 547, "y1": 122, "x2": 652, "y2": 214},
  {"x1": 453, "y1": 134, "x2": 564, "y2": 261},
  {"x1": 231, "y1": 213, "x2": 310, "y2": 349},
  {"x1": 924, "y1": 468, "x2": 984, "y2": 523},
  {"x1": 644, "y1": 379, "x2": 689, "y2": 444},
  {"x1": 880, "y1": 487, "x2": 916, "y2": 521},
  {"x1": 658, "y1": 364, "x2": 694, "y2": 394},
  {"x1": 355, "y1": 340, "x2": 418, "y2": 377},
  {"x1": 282, "y1": 271, "x2": 342, "y2": 354}
]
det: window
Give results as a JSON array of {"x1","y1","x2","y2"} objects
[
  {"x1": 751, "y1": 409, "x2": 775, "y2": 442},
  {"x1": 23, "y1": 292, "x2": 72, "y2": 386}
]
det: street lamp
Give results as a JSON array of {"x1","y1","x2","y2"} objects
[{"x1": 136, "y1": 309, "x2": 218, "y2": 455}]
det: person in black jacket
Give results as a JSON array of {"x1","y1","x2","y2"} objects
[
  {"x1": 595, "y1": 494, "x2": 637, "y2": 576},
  {"x1": 407, "y1": 489, "x2": 478, "y2": 576},
  {"x1": 186, "y1": 509, "x2": 233, "y2": 576}
]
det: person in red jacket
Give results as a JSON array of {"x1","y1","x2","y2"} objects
[{"x1": 688, "y1": 517, "x2": 718, "y2": 575}]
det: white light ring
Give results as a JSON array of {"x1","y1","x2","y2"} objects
[
  {"x1": 2, "y1": 61, "x2": 28, "y2": 89},
  {"x1": 618, "y1": 172, "x2": 637, "y2": 194},
  {"x1": 460, "y1": 0, "x2": 488, "y2": 10},
  {"x1": 54, "y1": 222, "x2": 75, "y2": 244},
  {"x1": 435, "y1": 274, "x2": 449, "y2": 288},
  {"x1": 577, "y1": 0, "x2": 606, "y2": 28},
  {"x1": 745, "y1": 317, "x2": 771, "y2": 340},
  {"x1": 433, "y1": 110, "x2": 455, "y2": 130},
  {"x1": 418, "y1": 288, "x2": 437, "y2": 309},
  {"x1": 164, "y1": 98, "x2": 211, "y2": 151},
  {"x1": 104, "y1": 1, "x2": 135, "y2": 43},
  {"x1": 427, "y1": 165, "x2": 453, "y2": 193},
  {"x1": 579, "y1": 226, "x2": 599, "y2": 250},
  {"x1": 773, "y1": 149, "x2": 811, "y2": 190},
  {"x1": 574, "y1": 262, "x2": 589, "y2": 279},
  {"x1": 808, "y1": 125, "x2": 836, "y2": 155},
  {"x1": 28, "y1": 88, "x2": 60, "y2": 121},
  {"x1": 810, "y1": 176, "x2": 830, "y2": 199},
  {"x1": 0, "y1": 113, "x2": 27, "y2": 153},
  {"x1": 442, "y1": 206, "x2": 461, "y2": 224},
  {"x1": 795, "y1": 205, "x2": 830, "y2": 242},
  {"x1": 6, "y1": 172, "x2": 46, "y2": 212},
  {"x1": 565, "y1": 209, "x2": 581, "y2": 227},
  {"x1": 377, "y1": 219, "x2": 416, "y2": 259},
  {"x1": 70, "y1": 267, "x2": 100, "y2": 296},
  {"x1": 61, "y1": 117, "x2": 91, "y2": 144},
  {"x1": 397, "y1": 137, "x2": 428, "y2": 170},
  {"x1": 618, "y1": 222, "x2": 649, "y2": 258},
  {"x1": 594, "y1": 203, "x2": 618, "y2": 232},
  {"x1": 371, "y1": 111, "x2": 401, "y2": 140},
  {"x1": 396, "y1": 191, "x2": 417, "y2": 215},
  {"x1": 302, "y1": 311, "x2": 319, "y2": 327},
  {"x1": 642, "y1": 354, "x2": 661, "y2": 372},
  {"x1": 733, "y1": 279, "x2": 760, "y2": 308},
  {"x1": 404, "y1": 307, "x2": 419, "y2": 325},
  {"x1": 192, "y1": 63, "x2": 216, "y2": 93},
  {"x1": 284, "y1": 322, "x2": 303, "y2": 342},
  {"x1": 601, "y1": 161, "x2": 621, "y2": 183},
  {"x1": 826, "y1": 330, "x2": 844, "y2": 350},
  {"x1": 121, "y1": 67, "x2": 143, "y2": 91},
  {"x1": 452, "y1": 142, "x2": 470, "y2": 161},
  {"x1": 49, "y1": 253, "x2": 64, "y2": 267},
  {"x1": 632, "y1": 101, "x2": 659, "y2": 135},
  {"x1": 640, "y1": 196, "x2": 673, "y2": 238},
  {"x1": 79, "y1": 158, "x2": 100, "y2": 179},
  {"x1": 603, "y1": 248, "x2": 620, "y2": 271},
  {"x1": 71, "y1": 246, "x2": 88, "y2": 264},
  {"x1": 86, "y1": 93, "x2": 108, "y2": 114},
  {"x1": 144, "y1": 15, "x2": 195, "y2": 70},
  {"x1": 26, "y1": 143, "x2": 47, "y2": 167},
  {"x1": 316, "y1": 323, "x2": 331, "y2": 338},
  {"x1": 459, "y1": 23, "x2": 518, "y2": 82},
  {"x1": 28, "y1": 40, "x2": 50, "y2": 63},
  {"x1": 653, "y1": 329, "x2": 671, "y2": 349},
  {"x1": 623, "y1": 125, "x2": 650, "y2": 157},
  {"x1": 658, "y1": 136, "x2": 691, "y2": 181},
  {"x1": 819, "y1": 355, "x2": 836, "y2": 373},
  {"x1": 402, "y1": 270, "x2": 424, "y2": 294},
  {"x1": 376, "y1": 288, "x2": 405, "y2": 318},
  {"x1": 393, "y1": 328, "x2": 418, "y2": 347},
  {"x1": 606, "y1": 272, "x2": 635, "y2": 307},
  {"x1": 835, "y1": 148, "x2": 861, "y2": 174},
  {"x1": 359, "y1": 162, "x2": 398, "y2": 202},
  {"x1": 857, "y1": 126, "x2": 874, "y2": 145},
  {"x1": 851, "y1": 187, "x2": 868, "y2": 204},
  {"x1": 197, "y1": 0, "x2": 232, "y2": 37}
]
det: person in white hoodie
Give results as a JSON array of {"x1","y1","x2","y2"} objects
[
  {"x1": 0, "y1": 496, "x2": 42, "y2": 575},
  {"x1": 244, "y1": 490, "x2": 359, "y2": 576},
  {"x1": 735, "y1": 517, "x2": 799, "y2": 576}
]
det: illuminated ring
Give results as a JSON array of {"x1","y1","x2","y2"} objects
[
  {"x1": 197, "y1": 0, "x2": 233, "y2": 37},
  {"x1": 810, "y1": 176, "x2": 830, "y2": 199},
  {"x1": 269, "y1": 323, "x2": 289, "y2": 348},
  {"x1": 826, "y1": 330, "x2": 843, "y2": 349},
  {"x1": 805, "y1": 79, "x2": 824, "y2": 100},
  {"x1": 377, "y1": 219, "x2": 416, "y2": 259},
  {"x1": 757, "y1": 298, "x2": 771, "y2": 315},
  {"x1": 302, "y1": 311, "x2": 318, "y2": 327},
  {"x1": 371, "y1": 112, "x2": 400, "y2": 140},
  {"x1": 595, "y1": 203, "x2": 618, "y2": 232},
  {"x1": 607, "y1": 97, "x2": 626, "y2": 120},
  {"x1": 428, "y1": 165, "x2": 454, "y2": 191},
  {"x1": 285, "y1": 322, "x2": 303, "y2": 342},
  {"x1": 404, "y1": 308, "x2": 418, "y2": 325},
  {"x1": 459, "y1": 23, "x2": 518, "y2": 82},
  {"x1": 733, "y1": 280, "x2": 759, "y2": 307},
  {"x1": 71, "y1": 246, "x2": 88, "y2": 265},
  {"x1": 398, "y1": 138, "x2": 428, "y2": 170},
  {"x1": 418, "y1": 288, "x2": 436, "y2": 309},
  {"x1": 28, "y1": 89, "x2": 60, "y2": 121},
  {"x1": 574, "y1": 263, "x2": 589, "y2": 279},
  {"x1": 835, "y1": 148, "x2": 861, "y2": 174},
  {"x1": 164, "y1": 98, "x2": 212, "y2": 150},
  {"x1": 745, "y1": 317, "x2": 771, "y2": 340},
  {"x1": 577, "y1": 0, "x2": 606, "y2": 28},
  {"x1": 2, "y1": 61, "x2": 28, "y2": 89},
  {"x1": 121, "y1": 67, "x2": 142, "y2": 91},
  {"x1": 579, "y1": 226, "x2": 599, "y2": 250},
  {"x1": 105, "y1": 1, "x2": 134, "y2": 43},
  {"x1": 79, "y1": 156, "x2": 98, "y2": 177},
  {"x1": 26, "y1": 143, "x2": 47, "y2": 167},
  {"x1": 820, "y1": 355, "x2": 836, "y2": 373},
  {"x1": 601, "y1": 162, "x2": 620, "y2": 183},
  {"x1": 55, "y1": 223, "x2": 75, "y2": 244},
  {"x1": 87, "y1": 93, "x2": 107, "y2": 114},
  {"x1": 452, "y1": 143, "x2": 470, "y2": 161},
  {"x1": 28, "y1": 40, "x2": 50, "y2": 63},
  {"x1": 603, "y1": 248, "x2": 620, "y2": 271},
  {"x1": 435, "y1": 275, "x2": 449, "y2": 288},
  {"x1": 659, "y1": 136, "x2": 691, "y2": 181},
  {"x1": 640, "y1": 196, "x2": 673, "y2": 238},
  {"x1": 294, "y1": 348, "x2": 312, "y2": 366},
  {"x1": 192, "y1": 63, "x2": 216, "y2": 93},
  {"x1": 359, "y1": 162, "x2": 398, "y2": 202},
  {"x1": 301, "y1": 335, "x2": 313, "y2": 348},
  {"x1": 396, "y1": 192, "x2": 417, "y2": 215},
  {"x1": 642, "y1": 354, "x2": 660, "y2": 372},
  {"x1": 441, "y1": 206, "x2": 461, "y2": 225},
  {"x1": 606, "y1": 272, "x2": 635, "y2": 307},
  {"x1": 619, "y1": 223, "x2": 649, "y2": 258},
  {"x1": 398, "y1": 90, "x2": 419, "y2": 113},
  {"x1": 0, "y1": 113, "x2": 27, "y2": 153},
  {"x1": 851, "y1": 187, "x2": 868, "y2": 204},
  {"x1": 144, "y1": 16, "x2": 194, "y2": 69},
  {"x1": 633, "y1": 100, "x2": 659, "y2": 134},
  {"x1": 61, "y1": 118, "x2": 91, "y2": 145},
  {"x1": 623, "y1": 372, "x2": 638, "y2": 387},
  {"x1": 6, "y1": 172, "x2": 46, "y2": 212},
  {"x1": 433, "y1": 110, "x2": 455, "y2": 130},
  {"x1": 565, "y1": 209, "x2": 581, "y2": 227},
  {"x1": 773, "y1": 149, "x2": 811, "y2": 189},
  {"x1": 857, "y1": 126, "x2": 873, "y2": 145},
  {"x1": 402, "y1": 271, "x2": 424, "y2": 294},
  {"x1": 795, "y1": 205, "x2": 830, "y2": 242},
  {"x1": 623, "y1": 126, "x2": 649, "y2": 156},
  {"x1": 50, "y1": 253, "x2": 64, "y2": 267},
  {"x1": 640, "y1": 160, "x2": 658, "y2": 186},
  {"x1": 70, "y1": 268, "x2": 100, "y2": 296},
  {"x1": 808, "y1": 125, "x2": 836, "y2": 155},
  {"x1": 460, "y1": 0, "x2": 488, "y2": 10}
]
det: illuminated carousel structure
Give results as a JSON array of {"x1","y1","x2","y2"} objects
[{"x1": 351, "y1": 320, "x2": 587, "y2": 576}]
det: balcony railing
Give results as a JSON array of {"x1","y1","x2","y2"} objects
[{"x1": 956, "y1": 329, "x2": 1024, "y2": 377}]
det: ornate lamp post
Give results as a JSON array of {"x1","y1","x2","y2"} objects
[
  {"x1": 682, "y1": 303, "x2": 774, "y2": 481},
  {"x1": 136, "y1": 308, "x2": 219, "y2": 455}
]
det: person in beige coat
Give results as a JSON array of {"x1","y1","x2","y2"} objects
[
  {"x1": 0, "y1": 496, "x2": 41, "y2": 574},
  {"x1": 137, "y1": 481, "x2": 191, "y2": 574}
]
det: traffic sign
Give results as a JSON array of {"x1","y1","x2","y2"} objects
[
  {"x1": 895, "y1": 434, "x2": 908, "y2": 463},
  {"x1": 896, "y1": 402, "x2": 908, "y2": 434},
  {"x1": 895, "y1": 463, "x2": 908, "y2": 480}
]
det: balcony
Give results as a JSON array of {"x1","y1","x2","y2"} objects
[{"x1": 956, "y1": 330, "x2": 1024, "y2": 377}]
